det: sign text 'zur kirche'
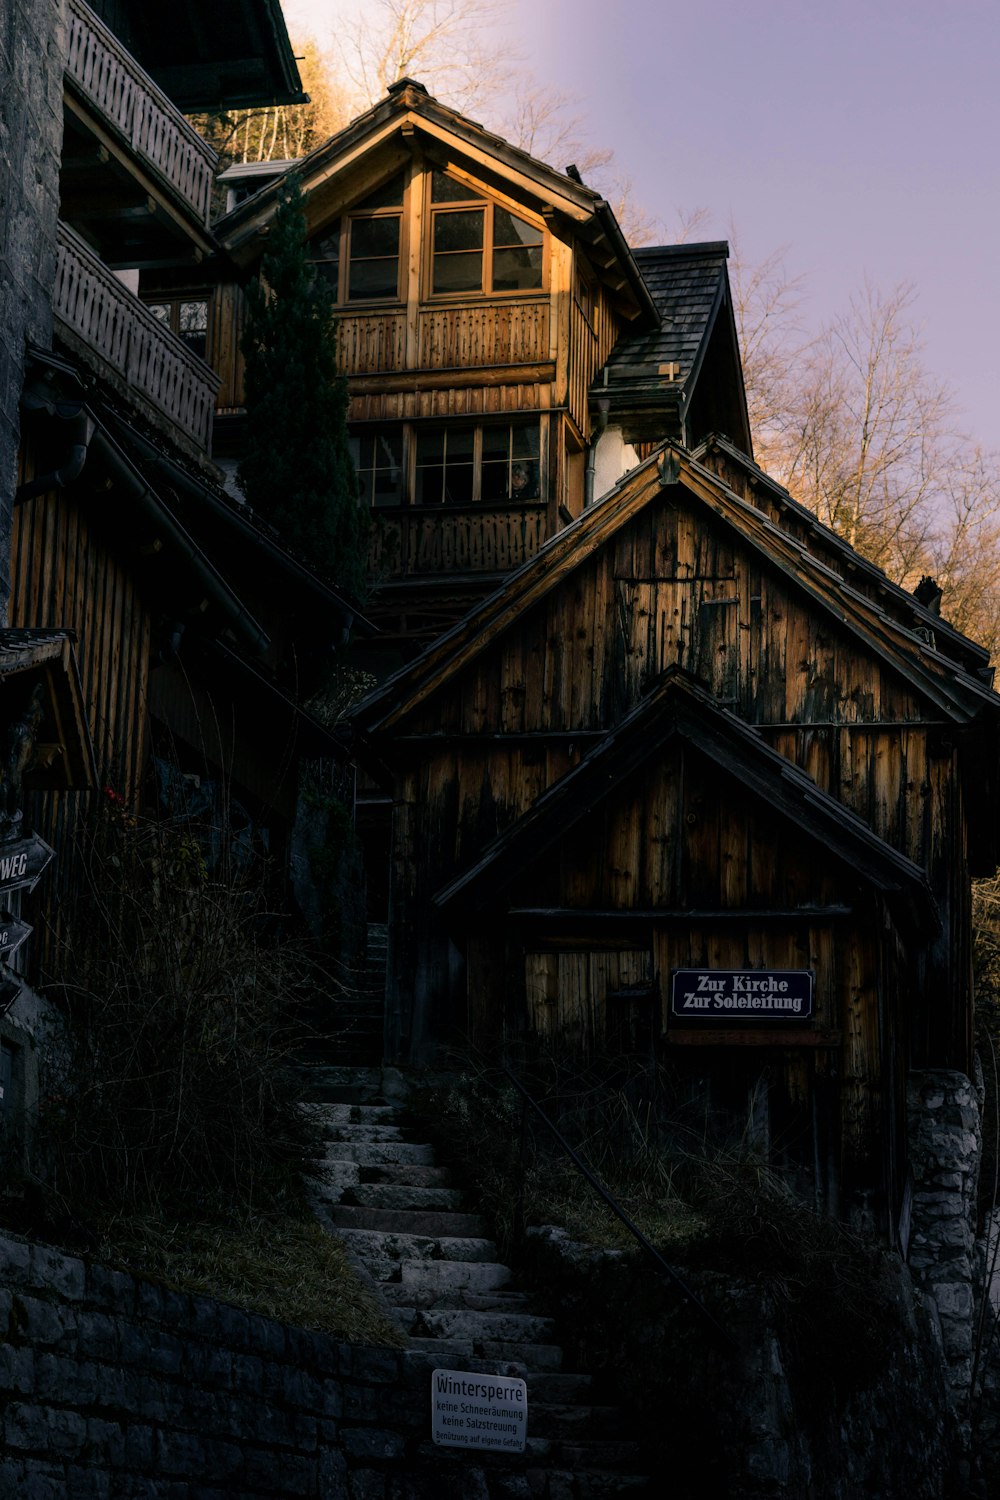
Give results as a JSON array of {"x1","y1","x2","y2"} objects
[{"x1": 671, "y1": 969, "x2": 815, "y2": 1022}]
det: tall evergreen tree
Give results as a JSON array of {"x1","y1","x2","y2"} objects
[{"x1": 239, "y1": 175, "x2": 366, "y2": 602}]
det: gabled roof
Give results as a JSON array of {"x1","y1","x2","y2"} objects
[
  {"x1": 695, "y1": 432, "x2": 993, "y2": 678},
  {"x1": 434, "y1": 668, "x2": 938, "y2": 935},
  {"x1": 350, "y1": 441, "x2": 1000, "y2": 738},
  {"x1": 215, "y1": 79, "x2": 658, "y2": 329},
  {"x1": 593, "y1": 244, "x2": 752, "y2": 453}
]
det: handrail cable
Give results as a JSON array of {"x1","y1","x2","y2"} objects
[{"x1": 502, "y1": 1064, "x2": 738, "y2": 1353}]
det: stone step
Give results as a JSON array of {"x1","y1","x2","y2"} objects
[
  {"x1": 477, "y1": 1340, "x2": 565, "y2": 1371},
  {"x1": 315, "y1": 1162, "x2": 360, "y2": 1190},
  {"x1": 401, "y1": 1347, "x2": 529, "y2": 1379},
  {"x1": 524, "y1": 1372, "x2": 594, "y2": 1403},
  {"x1": 323, "y1": 1141, "x2": 435, "y2": 1165},
  {"x1": 408, "y1": 1308, "x2": 558, "y2": 1345},
  {"x1": 399, "y1": 1259, "x2": 512, "y2": 1292},
  {"x1": 336, "y1": 1229, "x2": 500, "y2": 1264},
  {"x1": 329, "y1": 1205, "x2": 487, "y2": 1238},
  {"x1": 323, "y1": 1125, "x2": 407, "y2": 1143},
  {"x1": 380, "y1": 1283, "x2": 535, "y2": 1312},
  {"x1": 306, "y1": 1103, "x2": 398, "y2": 1127},
  {"x1": 407, "y1": 1336, "x2": 564, "y2": 1372},
  {"x1": 527, "y1": 1404, "x2": 625, "y2": 1440},
  {"x1": 360, "y1": 1163, "x2": 452, "y2": 1187},
  {"x1": 340, "y1": 1183, "x2": 464, "y2": 1212},
  {"x1": 522, "y1": 1468, "x2": 650, "y2": 1497}
]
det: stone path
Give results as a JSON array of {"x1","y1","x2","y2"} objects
[{"x1": 306, "y1": 1066, "x2": 652, "y2": 1497}]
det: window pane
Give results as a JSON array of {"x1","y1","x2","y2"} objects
[
  {"x1": 492, "y1": 246, "x2": 543, "y2": 291},
  {"x1": 446, "y1": 428, "x2": 474, "y2": 459},
  {"x1": 493, "y1": 208, "x2": 543, "y2": 247},
  {"x1": 311, "y1": 224, "x2": 341, "y2": 259},
  {"x1": 356, "y1": 171, "x2": 406, "y2": 210},
  {"x1": 511, "y1": 423, "x2": 540, "y2": 461},
  {"x1": 415, "y1": 464, "x2": 443, "y2": 505},
  {"x1": 480, "y1": 461, "x2": 508, "y2": 503},
  {"x1": 147, "y1": 303, "x2": 171, "y2": 324},
  {"x1": 433, "y1": 252, "x2": 483, "y2": 294},
  {"x1": 349, "y1": 258, "x2": 399, "y2": 300},
  {"x1": 351, "y1": 216, "x2": 400, "y2": 257},
  {"x1": 374, "y1": 429, "x2": 403, "y2": 467},
  {"x1": 481, "y1": 428, "x2": 510, "y2": 464},
  {"x1": 179, "y1": 301, "x2": 208, "y2": 333},
  {"x1": 444, "y1": 462, "x2": 474, "y2": 504},
  {"x1": 510, "y1": 458, "x2": 539, "y2": 499},
  {"x1": 416, "y1": 429, "x2": 445, "y2": 465},
  {"x1": 431, "y1": 171, "x2": 480, "y2": 203},
  {"x1": 433, "y1": 210, "x2": 484, "y2": 252}
]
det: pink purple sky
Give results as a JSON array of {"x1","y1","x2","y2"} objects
[{"x1": 282, "y1": 0, "x2": 1000, "y2": 451}]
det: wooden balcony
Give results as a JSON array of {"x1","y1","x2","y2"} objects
[
  {"x1": 54, "y1": 222, "x2": 220, "y2": 450},
  {"x1": 65, "y1": 0, "x2": 216, "y2": 227},
  {"x1": 332, "y1": 298, "x2": 550, "y2": 379},
  {"x1": 370, "y1": 504, "x2": 549, "y2": 580}
]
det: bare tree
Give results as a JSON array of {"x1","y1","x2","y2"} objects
[{"x1": 337, "y1": 0, "x2": 514, "y2": 113}]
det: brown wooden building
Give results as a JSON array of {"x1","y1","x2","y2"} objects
[
  {"x1": 9, "y1": 1, "x2": 363, "y2": 947},
  {"x1": 349, "y1": 442, "x2": 1000, "y2": 1234}
]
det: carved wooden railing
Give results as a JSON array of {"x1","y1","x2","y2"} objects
[
  {"x1": 418, "y1": 297, "x2": 550, "y2": 369},
  {"x1": 369, "y1": 504, "x2": 549, "y2": 579},
  {"x1": 65, "y1": 0, "x2": 216, "y2": 226},
  {"x1": 54, "y1": 222, "x2": 220, "y2": 450}
]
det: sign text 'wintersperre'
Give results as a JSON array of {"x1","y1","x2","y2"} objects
[
  {"x1": 431, "y1": 1369, "x2": 527, "y2": 1452},
  {"x1": 671, "y1": 969, "x2": 814, "y2": 1021}
]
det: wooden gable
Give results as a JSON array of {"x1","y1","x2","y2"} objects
[{"x1": 352, "y1": 442, "x2": 997, "y2": 1076}]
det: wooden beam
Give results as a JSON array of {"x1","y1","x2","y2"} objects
[
  {"x1": 664, "y1": 1028, "x2": 841, "y2": 1048},
  {"x1": 348, "y1": 361, "x2": 556, "y2": 395}
]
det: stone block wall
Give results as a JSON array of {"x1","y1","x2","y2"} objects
[
  {"x1": 907, "y1": 1068, "x2": 983, "y2": 1406},
  {"x1": 0, "y1": 1229, "x2": 489, "y2": 1498},
  {"x1": 0, "y1": 0, "x2": 63, "y2": 618}
]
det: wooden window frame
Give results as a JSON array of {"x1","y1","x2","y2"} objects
[
  {"x1": 351, "y1": 417, "x2": 545, "y2": 510},
  {"x1": 424, "y1": 172, "x2": 547, "y2": 301},
  {"x1": 143, "y1": 293, "x2": 212, "y2": 362}
]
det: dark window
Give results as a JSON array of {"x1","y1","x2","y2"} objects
[
  {"x1": 350, "y1": 427, "x2": 404, "y2": 507},
  {"x1": 414, "y1": 421, "x2": 540, "y2": 505},
  {"x1": 346, "y1": 171, "x2": 405, "y2": 303},
  {"x1": 307, "y1": 222, "x2": 341, "y2": 290},
  {"x1": 145, "y1": 298, "x2": 210, "y2": 361}
]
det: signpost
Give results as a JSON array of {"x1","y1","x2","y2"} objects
[
  {"x1": 0, "y1": 833, "x2": 54, "y2": 895},
  {"x1": 431, "y1": 1369, "x2": 527, "y2": 1453},
  {"x1": 671, "y1": 969, "x2": 814, "y2": 1022}
]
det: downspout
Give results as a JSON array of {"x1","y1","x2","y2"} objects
[
  {"x1": 584, "y1": 397, "x2": 610, "y2": 509},
  {"x1": 15, "y1": 389, "x2": 96, "y2": 501}
]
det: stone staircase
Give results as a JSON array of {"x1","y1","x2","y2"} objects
[
  {"x1": 306, "y1": 1066, "x2": 652, "y2": 1497},
  {"x1": 298, "y1": 925, "x2": 387, "y2": 1068}
]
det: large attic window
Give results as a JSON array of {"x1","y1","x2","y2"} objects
[{"x1": 430, "y1": 172, "x2": 543, "y2": 296}]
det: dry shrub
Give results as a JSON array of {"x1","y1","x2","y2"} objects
[{"x1": 38, "y1": 796, "x2": 318, "y2": 1224}]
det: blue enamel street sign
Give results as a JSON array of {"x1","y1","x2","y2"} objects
[{"x1": 671, "y1": 969, "x2": 814, "y2": 1021}]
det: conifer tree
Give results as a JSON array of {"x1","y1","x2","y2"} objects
[{"x1": 239, "y1": 175, "x2": 366, "y2": 602}]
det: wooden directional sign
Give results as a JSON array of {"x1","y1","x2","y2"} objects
[
  {"x1": 0, "y1": 833, "x2": 54, "y2": 894},
  {"x1": 0, "y1": 910, "x2": 32, "y2": 961}
]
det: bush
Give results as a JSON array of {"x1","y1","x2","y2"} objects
[{"x1": 36, "y1": 794, "x2": 317, "y2": 1224}]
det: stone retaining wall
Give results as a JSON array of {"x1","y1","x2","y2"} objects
[{"x1": 0, "y1": 1230, "x2": 477, "y2": 1498}]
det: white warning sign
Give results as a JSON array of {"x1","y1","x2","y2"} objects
[{"x1": 431, "y1": 1368, "x2": 528, "y2": 1453}]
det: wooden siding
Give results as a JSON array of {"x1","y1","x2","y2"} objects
[
  {"x1": 349, "y1": 383, "x2": 549, "y2": 424},
  {"x1": 211, "y1": 282, "x2": 248, "y2": 411},
  {"x1": 66, "y1": 0, "x2": 216, "y2": 226},
  {"x1": 10, "y1": 487, "x2": 152, "y2": 800},
  {"x1": 334, "y1": 310, "x2": 407, "y2": 376},
  {"x1": 417, "y1": 298, "x2": 549, "y2": 370},
  {"x1": 369, "y1": 505, "x2": 549, "y2": 581},
  {"x1": 55, "y1": 222, "x2": 219, "y2": 449},
  {"x1": 567, "y1": 278, "x2": 619, "y2": 439}
]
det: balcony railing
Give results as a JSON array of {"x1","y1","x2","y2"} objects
[
  {"x1": 54, "y1": 222, "x2": 220, "y2": 450},
  {"x1": 65, "y1": 0, "x2": 216, "y2": 226}
]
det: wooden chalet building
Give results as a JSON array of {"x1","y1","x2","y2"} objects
[
  {"x1": 0, "y1": 0, "x2": 369, "y2": 1126},
  {"x1": 122, "y1": 76, "x2": 1000, "y2": 1232}
]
